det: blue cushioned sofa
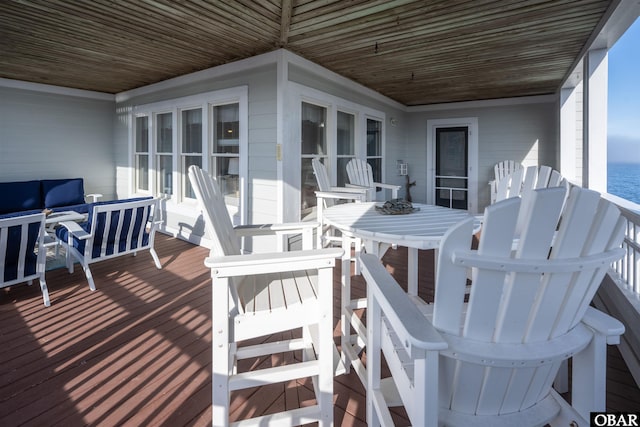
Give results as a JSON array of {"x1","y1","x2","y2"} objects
[{"x1": 0, "y1": 178, "x2": 100, "y2": 218}]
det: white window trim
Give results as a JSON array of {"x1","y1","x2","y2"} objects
[
  {"x1": 130, "y1": 86, "x2": 248, "y2": 225},
  {"x1": 335, "y1": 109, "x2": 358, "y2": 185},
  {"x1": 288, "y1": 82, "x2": 386, "y2": 219},
  {"x1": 132, "y1": 115, "x2": 152, "y2": 196},
  {"x1": 426, "y1": 117, "x2": 479, "y2": 213},
  {"x1": 153, "y1": 110, "x2": 175, "y2": 197}
]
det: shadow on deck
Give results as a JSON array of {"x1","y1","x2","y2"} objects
[{"x1": 0, "y1": 234, "x2": 638, "y2": 425}]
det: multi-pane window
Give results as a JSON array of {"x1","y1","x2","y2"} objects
[
  {"x1": 336, "y1": 111, "x2": 355, "y2": 187},
  {"x1": 212, "y1": 104, "x2": 240, "y2": 213},
  {"x1": 135, "y1": 116, "x2": 149, "y2": 192},
  {"x1": 156, "y1": 112, "x2": 173, "y2": 195},
  {"x1": 366, "y1": 118, "x2": 383, "y2": 188},
  {"x1": 132, "y1": 88, "x2": 246, "y2": 227},
  {"x1": 301, "y1": 102, "x2": 327, "y2": 214},
  {"x1": 181, "y1": 108, "x2": 202, "y2": 199}
]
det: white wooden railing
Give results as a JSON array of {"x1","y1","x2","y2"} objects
[
  {"x1": 604, "y1": 193, "x2": 640, "y2": 299},
  {"x1": 596, "y1": 192, "x2": 640, "y2": 386}
]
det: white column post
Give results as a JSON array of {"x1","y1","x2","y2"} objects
[
  {"x1": 583, "y1": 48, "x2": 608, "y2": 192},
  {"x1": 560, "y1": 86, "x2": 577, "y2": 182}
]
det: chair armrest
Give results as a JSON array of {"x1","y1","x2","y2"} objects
[
  {"x1": 360, "y1": 253, "x2": 447, "y2": 351},
  {"x1": 315, "y1": 191, "x2": 366, "y2": 202},
  {"x1": 86, "y1": 193, "x2": 103, "y2": 203},
  {"x1": 582, "y1": 306, "x2": 625, "y2": 344},
  {"x1": 149, "y1": 220, "x2": 164, "y2": 229},
  {"x1": 329, "y1": 186, "x2": 369, "y2": 195},
  {"x1": 58, "y1": 220, "x2": 91, "y2": 240},
  {"x1": 233, "y1": 222, "x2": 318, "y2": 237},
  {"x1": 345, "y1": 183, "x2": 369, "y2": 190},
  {"x1": 373, "y1": 182, "x2": 402, "y2": 191},
  {"x1": 206, "y1": 248, "x2": 343, "y2": 277}
]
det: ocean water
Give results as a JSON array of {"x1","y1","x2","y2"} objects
[{"x1": 608, "y1": 163, "x2": 640, "y2": 204}]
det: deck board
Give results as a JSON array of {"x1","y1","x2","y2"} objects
[{"x1": 0, "y1": 234, "x2": 637, "y2": 426}]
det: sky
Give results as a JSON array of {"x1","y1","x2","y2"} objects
[{"x1": 607, "y1": 17, "x2": 640, "y2": 163}]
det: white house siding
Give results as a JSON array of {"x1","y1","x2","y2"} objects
[
  {"x1": 575, "y1": 82, "x2": 584, "y2": 184},
  {"x1": 406, "y1": 99, "x2": 558, "y2": 211},
  {"x1": 0, "y1": 85, "x2": 116, "y2": 199},
  {"x1": 247, "y1": 78, "x2": 278, "y2": 226},
  {"x1": 113, "y1": 64, "x2": 277, "y2": 248}
]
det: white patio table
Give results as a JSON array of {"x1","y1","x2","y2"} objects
[
  {"x1": 323, "y1": 201, "x2": 481, "y2": 384},
  {"x1": 323, "y1": 202, "x2": 479, "y2": 295}
]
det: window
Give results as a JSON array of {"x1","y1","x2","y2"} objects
[
  {"x1": 296, "y1": 94, "x2": 385, "y2": 218},
  {"x1": 132, "y1": 87, "x2": 247, "y2": 224},
  {"x1": 366, "y1": 118, "x2": 383, "y2": 188},
  {"x1": 336, "y1": 111, "x2": 355, "y2": 187},
  {"x1": 135, "y1": 116, "x2": 149, "y2": 192},
  {"x1": 181, "y1": 108, "x2": 202, "y2": 199},
  {"x1": 301, "y1": 102, "x2": 327, "y2": 214},
  {"x1": 212, "y1": 103, "x2": 240, "y2": 215},
  {"x1": 156, "y1": 112, "x2": 173, "y2": 195}
]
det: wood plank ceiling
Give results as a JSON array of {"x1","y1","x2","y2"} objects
[{"x1": 0, "y1": 0, "x2": 614, "y2": 106}]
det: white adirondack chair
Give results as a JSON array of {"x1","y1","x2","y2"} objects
[
  {"x1": 494, "y1": 164, "x2": 566, "y2": 203},
  {"x1": 0, "y1": 213, "x2": 49, "y2": 306},
  {"x1": 312, "y1": 158, "x2": 367, "y2": 248},
  {"x1": 346, "y1": 158, "x2": 400, "y2": 201},
  {"x1": 489, "y1": 160, "x2": 523, "y2": 203},
  {"x1": 361, "y1": 186, "x2": 626, "y2": 427},
  {"x1": 188, "y1": 165, "x2": 343, "y2": 427},
  {"x1": 56, "y1": 198, "x2": 163, "y2": 291}
]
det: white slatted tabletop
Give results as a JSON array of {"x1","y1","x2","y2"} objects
[
  {"x1": 323, "y1": 203, "x2": 474, "y2": 250},
  {"x1": 323, "y1": 202, "x2": 479, "y2": 294}
]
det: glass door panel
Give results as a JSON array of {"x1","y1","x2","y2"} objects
[
  {"x1": 301, "y1": 102, "x2": 327, "y2": 216},
  {"x1": 435, "y1": 127, "x2": 468, "y2": 209}
]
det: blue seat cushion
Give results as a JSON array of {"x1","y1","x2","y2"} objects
[
  {"x1": 0, "y1": 180, "x2": 41, "y2": 214},
  {"x1": 2, "y1": 222, "x2": 40, "y2": 282},
  {"x1": 41, "y1": 178, "x2": 85, "y2": 209},
  {"x1": 56, "y1": 197, "x2": 152, "y2": 260},
  {"x1": 56, "y1": 221, "x2": 150, "y2": 260}
]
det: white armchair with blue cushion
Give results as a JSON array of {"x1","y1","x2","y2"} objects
[
  {"x1": 0, "y1": 212, "x2": 49, "y2": 306},
  {"x1": 55, "y1": 197, "x2": 162, "y2": 291}
]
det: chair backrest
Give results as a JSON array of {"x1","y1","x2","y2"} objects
[
  {"x1": 85, "y1": 198, "x2": 158, "y2": 259},
  {"x1": 312, "y1": 158, "x2": 335, "y2": 208},
  {"x1": 495, "y1": 165, "x2": 567, "y2": 203},
  {"x1": 311, "y1": 158, "x2": 331, "y2": 192},
  {"x1": 432, "y1": 186, "x2": 625, "y2": 416},
  {"x1": 188, "y1": 165, "x2": 241, "y2": 257},
  {"x1": 346, "y1": 158, "x2": 378, "y2": 201},
  {"x1": 346, "y1": 158, "x2": 374, "y2": 188},
  {"x1": 0, "y1": 213, "x2": 46, "y2": 286},
  {"x1": 494, "y1": 160, "x2": 522, "y2": 182}
]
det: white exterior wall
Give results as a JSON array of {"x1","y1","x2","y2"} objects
[
  {"x1": 584, "y1": 48, "x2": 609, "y2": 192},
  {"x1": 559, "y1": 81, "x2": 585, "y2": 185},
  {"x1": 0, "y1": 83, "x2": 116, "y2": 199},
  {"x1": 247, "y1": 74, "x2": 278, "y2": 225},
  {"x1": 112, "y1": 64, "x2": 277, "y2": 249},
  {"x1": 0, "y1": 52, "x2": 562, "y2": 249},
  {"x1": 111, "y1": 51, "x2": 408, "y2": 248},
  {"x1": 286, "y1": 58, "x2": 408, "y2": 217},
  {"x1": 406, "y1": 98, "x2": 558, "y2": 211},
  {"x1": 576, "y1": 82, "x2": 584, "y2": 184}
]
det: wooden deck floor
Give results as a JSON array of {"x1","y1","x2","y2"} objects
[{"x1": 1, "y1": 234, "x2": 638, "y2": 426}]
